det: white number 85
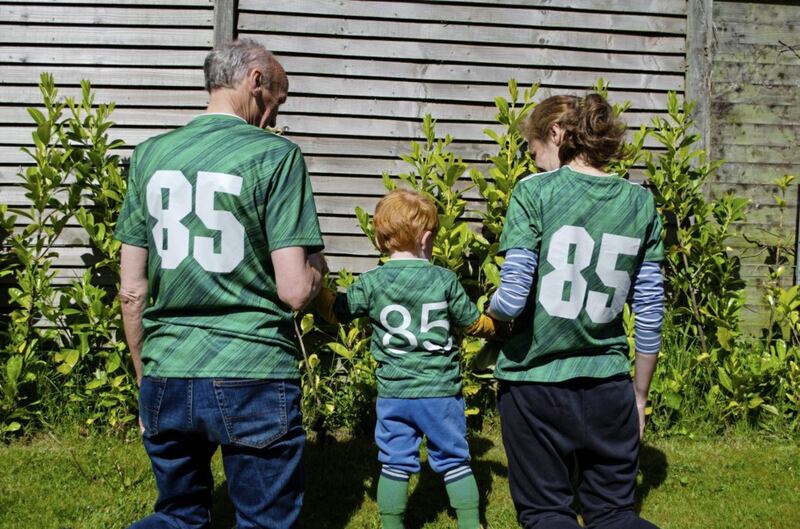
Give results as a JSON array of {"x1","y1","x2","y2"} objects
[
  {"x1": 539, "y1": 225, "x2": 641, "y2": 323},
  {"x1": 379, "y1": 302, "x2": 453, "y2": 356},
  {"x1": 146, "y1": 170, "x2": 245, "y2": 273}
]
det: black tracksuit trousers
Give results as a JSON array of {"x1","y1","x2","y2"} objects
[{"x1": 498, "y1": 376, "x2": 660, "y2": 529}]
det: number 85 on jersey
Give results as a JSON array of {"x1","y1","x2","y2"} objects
[
  {"x1": 146, "y1": 170, "x2": 245, "y2": 273},
  {"x1": 539, "y1": 225, "x2": 642, "y2": 324}
]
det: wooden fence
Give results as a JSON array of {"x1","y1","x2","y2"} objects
[
  {"x1": 3, "y1": 0, "x2": 796, "y2": 326},
  {"x1": 708, "y1": 0, "x2": 800, "y2": 322},
  {"x1": 1, "y1": 0, "x2": 215, "y2": 284},
  {"x1": 1, "y1": 0, "x2": 687, "y2": 281}
]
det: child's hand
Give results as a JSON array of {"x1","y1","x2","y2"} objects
[
  {"x1": 465, "y1": 314, "x2": 512, "y2": 340},
  {"x1": 311, "y1": 286, "x2": 340, "y2": 325}
]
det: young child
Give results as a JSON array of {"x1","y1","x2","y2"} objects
[{"x1": 313, "y1": 189, "x2": 503, "y2": 529}]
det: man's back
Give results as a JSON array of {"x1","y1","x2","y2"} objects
[
  {"x1": 119, "y1": 39, "x2": 321, "y2": 529},
  {"x1": 116, "y1": 113, "x2": 323, "y2": 378}
]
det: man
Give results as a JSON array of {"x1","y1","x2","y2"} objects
[{"x1": 117, "y1": 39, "x2": 324, "y2": 529}]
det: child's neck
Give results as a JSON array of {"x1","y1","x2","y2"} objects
[{"x1": 389, "y1": 249, "x2": 427, "y2": 260}]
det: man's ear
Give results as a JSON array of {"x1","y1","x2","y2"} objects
[{"x1": 247, "y1": 68, "x2": 263, "y2": 95}]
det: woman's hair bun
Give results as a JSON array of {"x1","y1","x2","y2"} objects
[{"x1": 523, "y1": 92, "x2": 627, "y2": 168}]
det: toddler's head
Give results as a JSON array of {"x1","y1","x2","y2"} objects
[{"x1": 374, "y1": 189, "x2": 439, "y2": 258}]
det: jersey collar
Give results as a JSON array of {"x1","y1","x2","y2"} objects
[
  {"x1": 194, "y1": 112, "x2": 247, "y2": 123},
  {"x1": 384, "y1": 258, "x2": 431, "y2": 267}
]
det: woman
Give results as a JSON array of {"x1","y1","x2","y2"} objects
[{"x1": 488, "y1": 94, "x2": 664, "y2": 529}]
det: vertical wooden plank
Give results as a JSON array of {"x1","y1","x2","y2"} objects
[
  {"x1": 214, "y1": 0, "x2": 237, "y2": 47},
  {"x1": 686, "y1": 0, "x2": 713, "y2": 154},
  {"x1": 795, "y1": 185, "x2": 800, "y2": 285}
]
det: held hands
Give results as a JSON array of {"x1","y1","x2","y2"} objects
[{"x1": 308, "y1": 251, "x2": 329, "y2": 275}]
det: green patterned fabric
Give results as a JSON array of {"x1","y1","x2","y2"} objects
[
  {"x1": 496, "y1": 166, "x2": 664, "y2": 383},
  {"x1": 116, "y1": 113, "x2": 323, "y2": 379},
  {"x1": 335, "y1": 259, "x2": 480, "y2": 398}
]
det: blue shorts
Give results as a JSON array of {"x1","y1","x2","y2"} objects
[{"x1": 375, "y1": 395, "x2": 471, "y2": 476}]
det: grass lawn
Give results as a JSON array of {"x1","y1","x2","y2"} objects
[{"x1": 0, "y1": 422, "x2": 798, "y2": 529}]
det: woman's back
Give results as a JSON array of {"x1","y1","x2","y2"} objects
[{"x1": 495, "y1": 166, "x2": 663, "y2": 382}]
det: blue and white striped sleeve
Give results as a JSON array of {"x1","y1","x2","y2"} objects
[
  {"x1": 632, "y1": 261, "x2": 664, "y2": 355},
  {"x1": 488, "y1": 248, "x2": 538, "y2": 321}
]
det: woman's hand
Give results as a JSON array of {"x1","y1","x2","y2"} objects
[{"x1": 635, "y1": 393, "x2": 647, "y2": 440}]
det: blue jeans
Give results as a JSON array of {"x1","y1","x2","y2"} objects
[{"x1": 128, "y1": 377, "x2": 304, "y2": 529}]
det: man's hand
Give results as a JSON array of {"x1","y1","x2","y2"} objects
[
  {"x1": 120, "y1": 244, "x2": 149, "y2": 386},
  {"x1": 137, "y1": 377, "x2": 144, "y2": 435},
  {"x1": 308, "y1": 252, "x2": 329, "y2": 275}
]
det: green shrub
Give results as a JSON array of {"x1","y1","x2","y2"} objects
[
  {"x1": 0, "y1": 74, "x2": 135, "y2": 437},
  {"x1": 306, "y1": 85, "x2": 799, "y2": 437},
  {"x1": 298, "y1": 271, "x2": 377, "y2": 435},
  {"x1": 2, "y1": 74, "x2": 798, "y2": 439},
  {"x1": 644, "y1": 95, "x2": 798, "y2": 434}
]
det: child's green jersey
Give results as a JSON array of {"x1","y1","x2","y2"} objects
[
  {"x1": 115, "y1": 114, "x2": 323, "y2": 379},
  {"x1": 335, "y1": 259, "x2": 480, "y2": 398},
  {"x1": 496, "y1": 166, "x2": 664, "y2": 383}
]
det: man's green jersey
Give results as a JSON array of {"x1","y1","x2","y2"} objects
[
  {"x1": 496, "y1": 166, "x2": 664, "y2": 383},
  {"x1": 116, "y1": 113, "x2": 323, "y2": 379},
  {"x1": 335, "y1": 259, "x2": 480, "y2": 398}
]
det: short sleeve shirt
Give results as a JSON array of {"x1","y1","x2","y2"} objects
[
  {"x1": 116, "y1": 114, "x2": 324, "y2": 379},
  {"x1": 334, "y1": 259, "x2": 480, "y2": 398}
]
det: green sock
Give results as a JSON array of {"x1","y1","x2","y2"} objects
[
  {"x1": 445, "y1": 471, "x2": 480, "y2": 529},
  {"x1": 377, "y1": 473, "x2": 409, "y2": 529}
]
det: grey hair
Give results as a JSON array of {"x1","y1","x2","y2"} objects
[{"x1": 203, "y1": 38, "x2": 274, "y2": 92}]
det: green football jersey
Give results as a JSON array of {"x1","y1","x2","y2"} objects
[
  {"x1": 115, "y1": 113, "x2": 324, "y2": 379},
  {"x1": 336, "y1": 259, "x2": 480, "y2": 398},
  {"x1": 496, "y1": 166, "x2": 664, "y2": 383}
]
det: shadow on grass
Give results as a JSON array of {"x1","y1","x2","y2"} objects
[
  {"x1": 211, "y1": 482, "x2": 235, "y2": 529},
  {"x1": 404, "y1": 434, "x2": 508, "y2": 529},
  {"x1": 209, "y1": 432, "x2": 507, "y2": 529},
  {"x1": 209, "y1": 433, "x2": 377, "y2": 529},
  {"x1": 635, "y1": 443, "x2": 669, "y2": 513},
  {"x1": 302, "y1": 434, "x2": 378, "y2": 528},
  {"x1": 569, "y1": 442, "x2": 670, "y2": 522}
]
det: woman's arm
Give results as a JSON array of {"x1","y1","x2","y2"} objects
[
  {"x1": 487, "y1": 248, "x2": 538, "y2": 321},
  {"x1": 631, "y1": 261, "x2": 665, "y2": 439}
]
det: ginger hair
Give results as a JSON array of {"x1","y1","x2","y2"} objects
[{"x1": 373, "y1": 189, "x2": 439, "y2": 254}]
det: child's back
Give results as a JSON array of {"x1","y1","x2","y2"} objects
[
  {"x1": 335, "y1": 258, "x2": 479, "y2": 398},
  {"x1": 312, "y1": 189, "x2": 496, "y2": 529}
]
